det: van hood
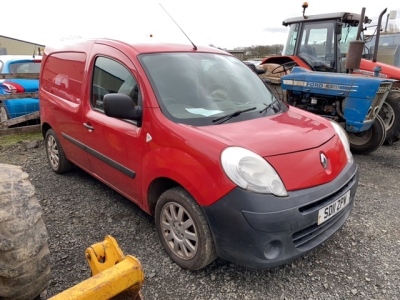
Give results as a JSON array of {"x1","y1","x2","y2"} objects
[{"x1": 184, "y1": 107, "x2": 335, "y2": 157}]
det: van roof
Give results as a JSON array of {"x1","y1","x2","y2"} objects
[{"x1": 44, "y1": 38, "x2": 230, "y2": 56}]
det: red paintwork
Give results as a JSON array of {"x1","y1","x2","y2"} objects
[
  {"x1": 261, "y1": 56, "x2": 312, "y2": 70},
  {"x1": 261, "y1": 55, "x2": 400, "y2": 82},
  {"x1": 40, "y1": 39, "x2": 349, "y2": 214},
  {"x1": 358, "y1": 59, "x2": 400, "y2": 81}
]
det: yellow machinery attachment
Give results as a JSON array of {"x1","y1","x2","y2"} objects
[{"x1": 49, "y1": 235, "x2": 144, "y2": 300}]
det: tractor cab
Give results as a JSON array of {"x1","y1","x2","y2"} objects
[{"x1": 281, "y1": 11, "x2": 371, "y2": 73}]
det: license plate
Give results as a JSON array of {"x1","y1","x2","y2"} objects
[{"x1": 318, "y1": 191, "x2": 351, "y2": 225}]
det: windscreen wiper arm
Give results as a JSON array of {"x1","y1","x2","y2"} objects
[
  {"x1": 259, "y1": 100, "x2": 279, "y2": 114},
  {"x1": 212, "y1": 107, "x2": 257, "y2": 124}
]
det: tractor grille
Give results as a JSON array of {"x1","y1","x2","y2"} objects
[{"x1": 365, "y1": 82, "x2": 392, "y2": 121}]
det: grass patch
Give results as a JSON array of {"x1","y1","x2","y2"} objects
[{"x1": 0, "y1": 131, "x2": 43, "y2": 147}]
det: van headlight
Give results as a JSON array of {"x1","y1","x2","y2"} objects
[
  {"x1": 221, "y1": 147, "x2": 288, "y2": 196},
  {"x1": 330, "y1": 121, "x2": 353, "y2": 163}
]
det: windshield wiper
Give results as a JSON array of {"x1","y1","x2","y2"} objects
[
  {"x1": 259, "y1": 100, "x2": 279, "y2": 114},
  {"x1": 212, "y1": 107, "x2": 257, "y2": 124}
]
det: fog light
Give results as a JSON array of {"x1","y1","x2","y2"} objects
[{"x1": 264, "y1": 240, "x2": 283, "y2": 260}]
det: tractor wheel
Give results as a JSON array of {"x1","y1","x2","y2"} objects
[
  {"x1": 379, "y1": 89, "x2": 400, "y2": 145},
  {"x1": 0, "y1": 164, "x2": 51, "y2": 300},
  {"x1": 347, "y1": 115, "x2": 386, "y2": 155}
]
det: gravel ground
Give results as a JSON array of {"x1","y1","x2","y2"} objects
[{"x1": 0, "y1": 139, "x2": 399, "y2": 300}]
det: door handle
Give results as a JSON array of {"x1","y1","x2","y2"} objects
[{"x1": 83, "y1": 123, "x2": 94, "y2": 131}]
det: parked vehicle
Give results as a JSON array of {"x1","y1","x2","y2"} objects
[
  {"x1": 40, "y1": 38, "x2": 358, "y2": 270},
  {"x1": 259, "y1": 4, "x2": 400, "y2": 146},
  {"x1": 0, "y1": 55, "x2": 41, "y2": 122},
  {"x1": 279, "y1": 65, "x2": 393, "y2": 154}
]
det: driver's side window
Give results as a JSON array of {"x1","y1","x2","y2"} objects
[{"x1": 91, "y1": 56, "x2": 140, "y2": 112}]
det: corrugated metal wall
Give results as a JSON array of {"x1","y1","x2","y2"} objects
[{"x1": 0, "y1": 36, "x2": 44, "y2": 55}]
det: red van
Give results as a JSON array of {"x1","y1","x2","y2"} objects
[{"x1": 39, "y1": 38, "x2": 358, "y2": 270}]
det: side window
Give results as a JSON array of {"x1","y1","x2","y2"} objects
[
  {"x1": 41, "y1": 52, "x2": 86, "y2": 104},
  {"x1": 300, "y1": 22, "x2": 334, "y2": 60},
  {"x1": 91, "y1": 56, "x2": 139, "y2": 112},
  {"x1": 282, "y1": 24, "x2": 299, "y2": 56}
]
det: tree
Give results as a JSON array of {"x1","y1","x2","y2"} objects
[{"x1": 241, "y1": 44, "x2": 284, "y2": 60}]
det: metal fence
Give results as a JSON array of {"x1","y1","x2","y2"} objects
[{"x1": 0, "y1": 73, "x2": 40, "y2": 136}]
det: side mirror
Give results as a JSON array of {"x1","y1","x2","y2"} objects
[
  {"x1": 103, "y1": 93, "x2": 142, "y2": 122},
  {"x1": 243, "y1": 61, "x2": 266, "y2": 74},
  {"x1": 255, "y1": 67, "x2": 266, "y2": 75}
]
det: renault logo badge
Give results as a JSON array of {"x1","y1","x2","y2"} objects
[{"x1": 320, "y1": 153, "x2": 328, "y2": 169}]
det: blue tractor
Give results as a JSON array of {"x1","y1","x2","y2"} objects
[
  {"x1": 280, "y1": 66, "x2": 394, "y2": 154},
  {"x1": 255, "y1": 3, "x2": 400, "y2": 148}
]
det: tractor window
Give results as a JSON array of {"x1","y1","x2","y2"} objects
[
  {"x1": 340, "y1": 23, "x2": 359, "y2": 54},
  {"x1": 297, "y1": 21, "x2": 336, "y2": 72},
  {"x1": 282, "y1": 24, "x2": 299, "y2": 56},
  {"x1": 299, "y1": 22, "x2": 334, "y2": 60}
]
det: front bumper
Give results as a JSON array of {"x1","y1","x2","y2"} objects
[{"x1": 202, "y1": 161, "x2": 358, "y2": 269}]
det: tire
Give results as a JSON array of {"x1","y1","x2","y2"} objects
[
  {"x1": 347, "y1": 115, "x2": 386, "y2": 155},
  {"x1": 0, "y1": 103, "x2": 10, "y2": 123},
  {"x1": 155, "y1": 187, "x2": 217, "y2": 270},
  {"x1": 379, "y1": 89, "x2": 400, "y2": 145},
  {"x1": 0, "y1": 164, "x2": 51, "y2": 300},
  {"x1": 45, "y1": 128, "x2": 73, "y2": 174}
]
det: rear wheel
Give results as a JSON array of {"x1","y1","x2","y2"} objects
[
  {"x1": 45, "y1": 128, "x2": 73, "y2": 173},
  {"x1": 155, "y1": 187, "x2": 217, "y2": 270},
  {"x1": 0, "y1": 164, "x2": 51, "y2": 300},
  {"x1": 379, "y1": 90, "x2": 400, "y2": 145},
  {"x1": 348, "y1": 115, "x2": 386, "y2": 155}
]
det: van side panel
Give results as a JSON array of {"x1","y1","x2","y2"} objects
[{"x1": 40, "y1": 51, "x2": 90, "y2": 169}]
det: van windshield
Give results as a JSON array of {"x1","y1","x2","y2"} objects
[{"x1": 140, "y1": 52, "x2": 280, "y2": 126}]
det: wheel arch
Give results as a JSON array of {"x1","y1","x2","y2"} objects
[
  {"x1": 146, "y1": 177, "x2": 182, "y2": 216},
  {"x1": 41, "y1": 122, "x2": 52, "y2": 139}
]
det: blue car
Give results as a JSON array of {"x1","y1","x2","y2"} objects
[{"x1": 0, "y1": 55, "x2": 41, "y2": 123}]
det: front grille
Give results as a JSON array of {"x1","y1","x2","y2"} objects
[
  {"x1": 299, "y1": 173, "x2": 356, "y2": 214},
  {"x1": 365, "y1": 82, "x2": 392, "y2": 121},
  {"x1": 292, "y1": 205, "x2": 350, "y2": 250},
  {"x1": 291, "y1": 173, "x2": 357, "y2": 251}
]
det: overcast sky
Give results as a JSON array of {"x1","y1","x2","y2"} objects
[{"x1": 3, "y1": 0, "x2": 400, "y2": 49}]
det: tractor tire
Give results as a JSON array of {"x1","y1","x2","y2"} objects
[
  {"x1": 0, "y1": 164, "x2": 51, "y2": 300},
  {"x1": 347, "y1": 115, "x2": 386, "y2": 155},
  {"x1": 379, "y1": 89, "x2": 400, "y2": 145}
]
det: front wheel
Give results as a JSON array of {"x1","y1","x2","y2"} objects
[
  {"x1": 348, "y1": 115, "x2": 386, "y2": 155},
  {"x1": 379, "y1": 90, "x2": 400, "y2": 145},
  {"x1": 155, "y1": 187, "x2": 217, "y2": 270}
]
